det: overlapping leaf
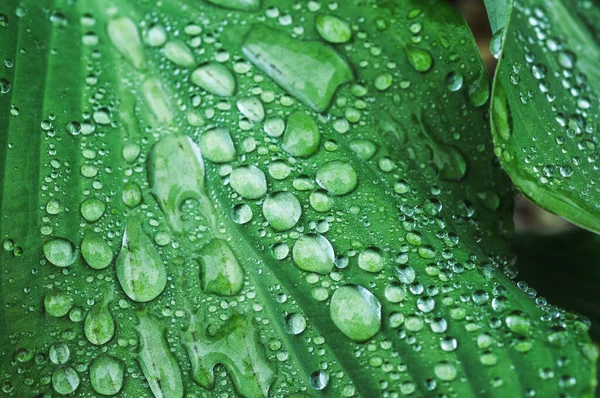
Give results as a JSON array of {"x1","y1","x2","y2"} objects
[{"x1": 489, "y1": 0, "x2": 600, "y2": 234}]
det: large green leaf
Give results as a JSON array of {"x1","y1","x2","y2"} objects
[
  {"x1": 0, "y1": 0, "x2": 596, "y2": 397},
  {"x1": 489, "y1": 0, "x2": 600, "y2": 234}
]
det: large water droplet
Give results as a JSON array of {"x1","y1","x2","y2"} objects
[
  {"x1": 284, "y1": 313, "x2": 307, "y2": 335},
  {"x1": 107, "y1": 17, "x2": 145, "y2": 70},
  {"x1": 52, "y1": 366, "x2": 80, "y2": 395},
  {"x1": 229, "y1": 165, "x2": 267, "y2": 199},
  {"x1": 316, "y1": 14, "x2": 351, "y2": 44},
  {"x1": 90, "y1": 356, "x2": 125, "y2": 396},
  {"x1": 84, "y1": 300, "x2": 115, "y2": 345},
  {"x1": 163, "y1": 40, "x2": 196, "y2": 68},
  {"x1": 395, "y1": 265, "x2": 416, "y2": 284},
  {"x1": 199, "y1": 128, "x2": 236, "y2": 163},
  {"x1": 205, "y1": 0, "x2": 260, "y2": 11},
  {"x1": 198, "y1": 239, "x2": 245, "y2": 296},
  {"x1": 505, "y1": 311, "x2": 531, "y2": 335},
  {"x1": 49, "y1": 343, "x2": 70, "y2": 365},
  {"x1": 292, "y1": 234, "x2": 334, "y2": 274},
  {"x1": 349, "y1": 139, "x2": 377, "y2": 160},
  {"x1": 81, "y1": 232, "x2": 113, "y2": 270},
  {"x1": 191, "y1": 62, "x2": 236, "y2": 97},
  {"x1": 136, "y1": 313, "x2": 184, "y2": 398},
  {"x1": 236, "y1": 97, "x2": 265, "y2": 122},
  {"x1": 330, "y1": 285, "x2": 381, "y2": 342},
  {"x1": 116, "y1": 218, "x2": 167, "y2": 302},
  {"x1": 262, "y1": 191, "x2": 302, "y2": 231},
  {"x1": 406, "y1": 45, "x2": 433, "y2": 72},
  {"x1": 283, "y1": 111, "x2": 320, "y2": 158},
  {"x1": 242, "y1": 24, "x2": 353, "y2": 112},
  {"x1": 44, "y1": 290, "x2": 73, "y2": 317},
  {"x1": 434, "y1": 361, "x2": 457, "y2": 381},
  {"x1": 43, "y1": 238, "x2": 78, "y2": 267},
  {"x1": 358, "y1": 247, "x2": 385, "y2": 273},
  {"x1": 316, "y1": 160, "x2": 358, "y2": 196}
]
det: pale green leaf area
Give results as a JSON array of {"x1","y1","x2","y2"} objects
[{"x1": 0, "y1": 0, "x2": 596, "y2": 397}]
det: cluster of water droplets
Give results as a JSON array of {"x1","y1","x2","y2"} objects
[{"x1": 0, "y1": 0, "x2": 596, "y2": 397}]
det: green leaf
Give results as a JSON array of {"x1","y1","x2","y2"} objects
[
  {"x1": 0, "y1": 0, "x2": 597, "y2": 397},
  {"x1": 483, "y1": 0, "x2": 513, "y2": 34},
  {"x1": 490, "y1": 0, "x2": 600, "y2": 234}
]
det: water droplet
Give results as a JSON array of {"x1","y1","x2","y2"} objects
[
  {"x1": 0, "y1": 78, "x2": 11, "y2": 94},
  {"x1": 199, "y1": 128, "x2": 236, "y2": 163},
  {"x1": 93, "y1": 107, "x2": 111, "y2": 125},
  {"x1": 330, "y1": 285, "x2": 381, "y2": 342},
  {"x1": 417, "y1": 296, "x2": 435, "y2": 312},
  {"x1": 472, "y1": 289, "x2": 490, "y2": 305},
  {"x1": 489, "y1": 28, "x2": 504, "y2": 59},
  {"x1": 84, "y1": 300, "x2": 115, "y2": 345},
  {"x1": 384, "y1": 284, "x2": 407, "y2": 303},
  {"x1": 123, "y1": 143, "x2": 141, "y2": 163},
  {"x1": 164, "y1": 41, "x2": 196, "y2": 68},
  {"x1": 309, "y1": 190, "x2": 332, "y2": 213},
  {"x1": 107, "y1": 17, "x2": 145, "y2": 70},
  {"x1": 316, "y1": 160, "x2": 358, "y2": 196},
  {"x1": 272, "y1": 242, "x2": 290, "y2": 259},
  {"x1": 116, "y1": 218, "x2": 167, "y2": 302},
  {"x1": 44, "y1": 290, "x2": 73, "y2": 317},
  {"x1": 264, "y1": 118, "x2": 286, "y2": 137},
  {"x1": 284, "y1": 313, "x2": 307, "y2": 335},
  {"x1": 136, "y1": 313, "x2": 184, "y2": 398},
  {"x1": 505, "y1": 311, "x2": 531, "y2": 335},
  {"x1": 147, "y1": 24, "x2": 167, "y2": 47},
  {"x1": 441, "y1": 337, "x2": 458, "y2": 352},
  {"x1": 198, "y1": 239, "x2": 245, "y2": 296},
  {"x1": 230, "y1": 165, "x2": 267, "y2": 199},
  {"x1": 557, "y1": 50, "x2": 576, "y2": 69},
  {"x1": 446, "y1": 72, "x2": 463, "y2": 91},
  {"x1": 283, "y1": 111, "x2": 321, "y2": 158},
  {"x1": 237, "y1": 97, "x2": 265, "y2": 122},
  {"x1": 65, "y1": 121, "x2": 81, "y2": 135},
  {"x1": 268, "y1": 160, "x2": 291, "y2": 180},
  {"x1": 374, "y1": 73, "x2": 393, "y2": 91},
  {"x1": 43, "y1": 238, "x2": 78, "y2": 267},
  {"x1": 90, "y1": 356, "x2": 125, "y2": 395},
  {"x1": 395, "y1": 265, "x2": 416, "y2": 284},
  {"x1": 81, "y1": 197, "x2": 106, "y2": 222},
  {"x1": 81, "y1": 232, "x2": 113, "y2": 270},
  {"x1": 434, "y1": 361, "x2": 457, "y2": 381},
  {"x1": 358, "y1": 247, "x2": 385, "y2": 273},
  {"x1": 122, "y1": 182, "x2": 142, "y2": 208},
  {"x1": 468, "y1": 73, "x2": 490, "y2": 107},
  {"x1": 191, "y1": 62, "x2": 236, "y2": 97},
  {"x1": 349, "y1": 139, "x2": 377, "y2": 160},
  {"x1": 309, "y1": 370, "x2": 330, "y2": 390},
  {"x1": 292, "y1": 234, "x2": 334, "y2": 274},
  {"x1": 52, "y1": 366, "x2": 80, "y2": 395},
  {"x1": 232, "y1": 204, "x2": 253, "y2": 224},
  {"x1": 316, "y1": 14, "x2": 351, "y2": 43},
  {"x1": 242, "y1": 24, "x2": 353, "y2": 112},
  {"x1": 406, "y1": 45, "x2": 433, "y2": 72},
  {"x1": 263, "y1": 191, "x2": 302, "y2": 231},
  {"x1": 49, "y1": 343, "x2": 70, "y2": 365}
]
